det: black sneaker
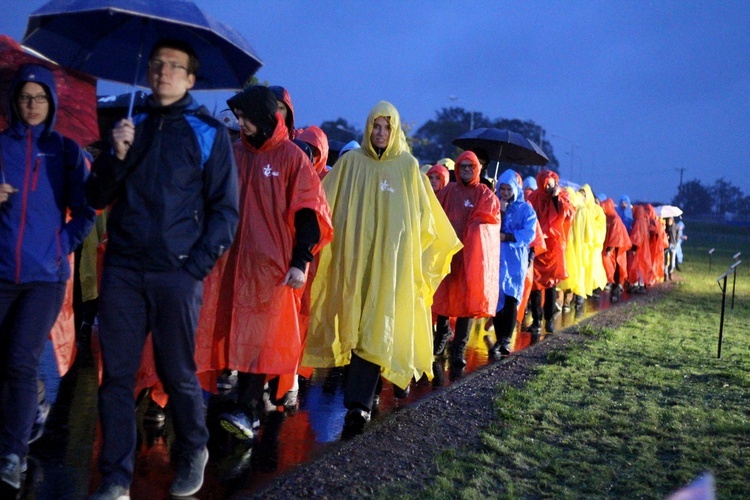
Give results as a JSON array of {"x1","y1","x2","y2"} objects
[
  {"x1": 343, "y1": 408, "x2": 371, "y2": 432},
  {"x1": 170, "y1": 446, "x2": 208, "y2": 497},
  {"x1": 143, "y1": 400, "x2": 166, "y2": 425},
  {"x1": 216, "y1": 370, "x2": 238, "y2": 392},
  {"x1": 489, "y1": 342, "x2": 511, "y2": 359},
  {"x1": 545, "y1": 319, "x2": 556, "y2": 334},
  {"x1": 219, "y1": 410, "x2": 259, "y2": 441}
]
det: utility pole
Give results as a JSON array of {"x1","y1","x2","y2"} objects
[{"x1": 676, "y1": 167, "x2": 686, "y2": 188}]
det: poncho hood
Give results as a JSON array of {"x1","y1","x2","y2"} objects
[
  {"x1": 296, "y1": 125, "x2": 329, "y2": 175},
  {"x1": 426, "y1": 164, "x2": 450, "y2": 191},
  {"x1": 362, "y1": 101, "x2": 409, "y2": 161},
  {"x1": 498, "y1": 168, "x2": 522, "y2": 203},
  {"x1": 454, "y1": 150, "x2": 481, "y2": 187},
  {"x1": 535, "y1": 169, "x2": 560, "y2": 199}
]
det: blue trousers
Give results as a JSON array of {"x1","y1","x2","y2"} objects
[
  {"x1": 0, "y1": 279, "x2": 64, "y2": 458},
  {"x1": 96, "y1": 266, "x2": 208, "y2": 487}
]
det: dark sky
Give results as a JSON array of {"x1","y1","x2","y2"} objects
[{"x1": 3, "y1": 0, "x2": 749, "y2": 204}]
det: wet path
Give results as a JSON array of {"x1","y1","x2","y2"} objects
[{"x1": 10, "y1": 289, "x2": 627, "y2": 499}]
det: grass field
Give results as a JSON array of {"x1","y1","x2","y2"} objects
[{"x1": 412, "y1": 221, "x2": 750, "y2": 499}]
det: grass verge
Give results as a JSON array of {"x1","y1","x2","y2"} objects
[{"x1": 412, "y1": 222, "x2": 750, "y2": 499}]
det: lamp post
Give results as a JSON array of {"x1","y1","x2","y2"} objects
[{"x1": 448, "y1": 95, "x2": 474, "y2": 130}]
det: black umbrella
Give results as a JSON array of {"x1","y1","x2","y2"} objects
[
  {"x1": 22, "y1": 0, "x2": 263, "y2": 116},
  {"x1": 452, "y1": 127, "x2": 549, "y2": 181}
]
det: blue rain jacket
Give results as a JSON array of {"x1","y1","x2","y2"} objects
[{"x1": 496, "y1": 169, "x2": 537, "y2": 310}]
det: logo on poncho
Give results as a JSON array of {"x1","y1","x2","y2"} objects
[
  {"x1": 263, "y1": 164, "x2": 280, "y2": 177},
  {"x1": 380, "y1": 180, "x2": 395, "y2": 193},
  {"x1": 464, "y1": 199, "x2": 474, "y2": 208}
]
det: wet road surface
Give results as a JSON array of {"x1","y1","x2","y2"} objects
[{"x1": 8, "y1": 289, "x2": 627, "y2": 499}]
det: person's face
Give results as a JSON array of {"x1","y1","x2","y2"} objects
[
  {"x1": 148, "y1": 47, "x2": 196, "y2": 106},
  {"x1": 276, "y1": 101, "x2": 288, "y2": 120},
  {"x1": 620, "y1": 200, "x2": 628, "y2": 209},
  {"x1": 233, "y1": 108, "x2": 258, "y2": 137},
  {"x1": 428, "y1": 173, "x2": 443, "y2": 192},
  {"x1": 544, "y1": 177, "x2": 557, "y2": 194},
  {"x1": 523, "y1": 187, "x2": 534, "y2": 198},
  {"x1": 17, "y1": 82, "x2": 49, "y2": 126},
  {"x1": 370, "y1": 116, "x2": 391, "y2": 149},
  {"x1": 457, "y1": 161, "x2": 475, "y2": 183},
  {"x1": 578, "y1": 189, "x2": 587, "y2": 203},
  {"x1": 499, "y1": 183, "x2": 514, "y2": 202}
]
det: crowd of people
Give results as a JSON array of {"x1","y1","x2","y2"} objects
[{"x1": 0, "y1": 38, "x2": 687, "y2": 498}]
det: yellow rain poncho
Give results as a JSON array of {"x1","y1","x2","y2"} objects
[
  {"x1": 580, "y1": 184, "x2": 608, "y2": 294},
  {"x1": 303, "y1": 101, "x2": 461, "y2": 388},
  {"x1": 558, "y1": 187, "x2": 585, "y2": 296}
]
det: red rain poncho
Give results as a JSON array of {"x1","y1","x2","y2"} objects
[
  {"x1": 426, "y1": 164, "x2": 450, "y2": 193},
  {"x1": 296, "y1": 125, "x2": 329, "y2": 179},
  {"x1": 195, "y1": 113, "x2": 333, "y2": 381},
  {"x1": 432, "y1": 151, "x2": 501, "y2": 318},
  {"x1": 645, "y1": 204, "x2": 668, "y2": 284},
  {"x1": 628, "y1": 205, "x2": 653, "y2": 284},
  {"x1": 601, "y1": 198, "x2": 632, "y2": 285},
  {"x1": 526, "y1": 170, "x2": 575, "y2": 289}
]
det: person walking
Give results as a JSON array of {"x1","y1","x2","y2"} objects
[
  {"x1": 432, "y1": 151, "x2": 500, "y2": 367},
  {"x1": 195, "y1": 85, "x2": 332, "y2": 442},
  {"x1": 303, "y1": 101, "x2": 461, "y2": 432},
  {"x1": 85, "y1": 39, "x2": 239, "y2": 499},
  {"x1": 490, "y1": 169, "x2": 537, "y2": 358},
  {"x1": 0, "y1": 64, "x2": 95, "y2": 490}
]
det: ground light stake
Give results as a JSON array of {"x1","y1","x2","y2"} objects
[
  {"x1": 716, "y1": 261, "x2": 740, "y2": 358},
  {"x1": 731, "y1": 253, "x2": 741, "y2": 310},
  {"x1": 708, "y1": 248, "x2": 715, "y2": 273}
]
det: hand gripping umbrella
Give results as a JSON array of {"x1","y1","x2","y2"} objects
[
  {"x1": 22, "y1": 0, "x2": 263, "y2": 117},
  {"x1": 452, "y1": 127, "x2": 549, "y2": 181}
]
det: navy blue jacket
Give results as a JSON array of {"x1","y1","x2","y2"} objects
[
  {"x1": 86, "y1": 93, "x2": 239, "y2": 280},
  {"x1": 0, "y1": 64, "x2": 95, "y2": 284}
]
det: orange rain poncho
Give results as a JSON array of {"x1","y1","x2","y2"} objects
[
  {"x1": 628, "y1": 205, "x2": 653, "y2": 284},
  {"x1": 426, "y1": 164, "x2": 450, "y2": 193},
  {"x1": 432, "y1": 151, "x2": 500, "y2": 318},
  {"x1": 303, "y1": 101, "x2": 461, "y2": 389},
  {"x1": 526, "y1": 170, "x2": 575, "y2": 289},
  {"x1": 195, "y1": 110, "x2": 333, "y2": 381},
  {"x1": 645, "y1": 203, "x2": 668, "y2": 284},
  {"x1": 296, "y1": 125, "x2": 329, "y2": 179},
  {"x1": 601, "y1": 198, "x2": 632, "y2": 285}
]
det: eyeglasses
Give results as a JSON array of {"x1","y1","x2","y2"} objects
[
  {"x1": 18, "y1": 93, "x2": 49, "y2": 105},
  {"x1": 147, "y1": 60, "x2": 189, "y2": 74},
  {"x1": 458, "y1": 163, "x2": 475, "y2": 170}
]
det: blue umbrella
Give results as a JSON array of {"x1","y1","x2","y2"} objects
[{"x1": 22, "y1": 0, "x2": 263, "y2": 115}]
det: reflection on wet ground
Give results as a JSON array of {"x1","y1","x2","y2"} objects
[{"x1": 13, "y1": 289, "x2": 625, "y2": 499}]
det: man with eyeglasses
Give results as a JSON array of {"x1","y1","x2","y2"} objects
[
  {"x1": 86, "y1": 39, "x2": 239, "y2": 499},
  {"x1": 0, "y1": 64, "x2": 96, "y2": 491}
]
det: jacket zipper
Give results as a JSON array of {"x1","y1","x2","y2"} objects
[
  {"x1": 15, "y1": 129, "x2": 33, "y2": 283},
  {"x1": 32, "y1": 156, "x2": 41, "y2": 191}
]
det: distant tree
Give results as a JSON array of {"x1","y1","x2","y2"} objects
[
  {"x1": 672, "y1": 179, "x2": 712, "y2": 216},
  {"x1": 320, "y1": 118, "x2": 362, "y2": 143},
  {"x1": 710, "y1": 177, "x2": 744, "y2": 215},
  {"x1": 412, "y1": 107, "x2": 559, "y2": 179}
]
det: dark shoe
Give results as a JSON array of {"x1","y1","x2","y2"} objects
[
  {"x1": 371, "y1": 394, "x2": 380, "y2": 413},
  {"x1": 29, "y1": 399, "x2": 51, "y2": 444},
  {"x1": 433, "y1": 328, "x2": 453, "y2": 356},
  {"x1": 143, "y1": 400, "x2": 166, "y2": 425},
  {"x1": 219, "y1": 410, "x2": 259, "y2": 441},
  {"x1": 216, "y1": 369, "x2": 238, "y2": 392},
  {"x1": 529, "y1": 320, "x2": 541, "y2": 334},
  {"x1": 545, "y1": 319, "x2": 556, "y2": 334},
  {"x1": 451, "y1": 354, "x2": 466, "y2": 368},
  {"x1": 343, "y1": 408, "x2": 371, "y2": 433},
  {"x1": 170, "y1": 446, "x2": 208, "y2": 497},
  {"x1": 489, "y1": 342, "x2": 511, "y2": 359},
  {"x1": 0, "y1": 453, "x2": 24, "y2": 490},
  {"x1": 393, "y1": 384, "x2": 410, "y2": 399},
  {"x1": 89, "y1": 480, "x2": 130, "y2": 500}
]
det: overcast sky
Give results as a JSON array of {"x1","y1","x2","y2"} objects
[{"x1": 2, "y1": 0, "x2": 749, "y2": 203}]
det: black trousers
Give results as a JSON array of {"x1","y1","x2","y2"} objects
[
  {"x1": 343, "y1": 352, "x2": 381, "y2": 412},
  {"x1": 529, "y1": 287, "x2": 556, "y2": 323},
  {"x1": 435, "y1": 316, "x2": 471, "y2": 354},
  {"x1": 492, "y1": 296, "x2": 519, "y2": 345}
]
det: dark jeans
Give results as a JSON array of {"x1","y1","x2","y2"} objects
[
  {"x1": 492, "y1": 296, "x2": 519, "y2": 346},
  {"x1": 96, "y1": 266, "x2": 208, "y2": 487},
  {"x1": 529, "y1": 287, "x2": 556, "y2": 324},
  {"x1": 0, "y1": 279, "x2": 65, "y2": 458},
  {"x1": 237, "y1": 372, "x2": 266, "y2": 415}
]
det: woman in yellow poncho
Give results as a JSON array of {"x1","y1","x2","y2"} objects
[{"x1": 303, "y1": 101, "x2": 461, "y2": 431}]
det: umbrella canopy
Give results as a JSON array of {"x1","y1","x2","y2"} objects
[
  {"x1": 452, "y1": 127, "x2": 549, "y2": 166},
  {"x1": 22, "y1": 0, "x2": 263, "y2": 91},
  {"x1": 0, "y1": 34, "x2": 98, "y2": 147},
  {"x1": 654, "y1": 205, "x2": 683, "y2": 218}
]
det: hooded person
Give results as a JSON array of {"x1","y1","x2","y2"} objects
[
  {"x1": 0, "y1": 63, "x2": 95, "y2": 488},
  {"x1": 579, "y1": 184, "x2": 608, "y2": 296},
  {"x1": 616, "y1": 194, "x2": 634, "y2": 232},
  {"x1": 303, "y1": 101, "x2": 461, "y2": 432},
  {"x1": 557, "y1": 187, "x2": 586, "y2": 306},
  {"x1": 600, "y1": 197, "x2": 632, "y2": 298},
  {"x1": 269, "y1": 85, "x2": 296, "y2": 140},
  {"x1": 194, "y1": 85, "x2": 332, "y2": 442},
  {"x1": 627, "y1": 204, "x2": 653, "y2": 292},
  {"x1": 431, "y1": 151, "x2": 501, "y2": 368},
  {"x1": 296, "y1": 125, "x2": 330, "y2": 179},
  {"x1": 489, "y1": 169, "x2": 537, "y2": 358},
  {"x1": 522, "y1": 176, "x2": 537, "y2": 200},
  {"x1": 526, "y1": 169, "x2": 575, "y2": 335},
  {"x1": 426, "y1": 163, "x2": 450, "y2": 193}
]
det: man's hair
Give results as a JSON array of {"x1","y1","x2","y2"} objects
[{"x1": 149, "y1": 39, "x2": 200, "y2": 76}]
